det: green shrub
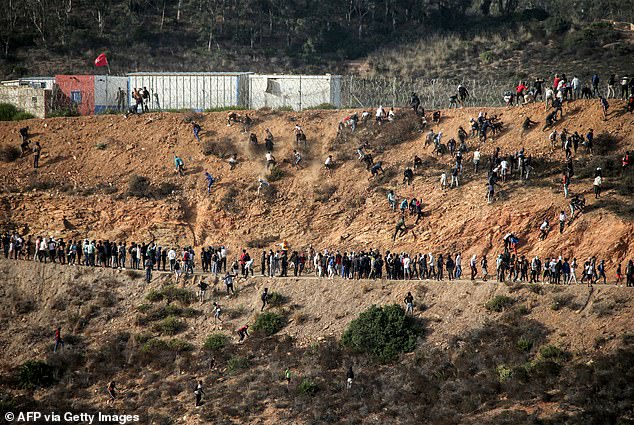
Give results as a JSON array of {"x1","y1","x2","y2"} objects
[
  {"x1": 306, "y1": 103, "x2": 336, "y2": 110},
  {"x1": 267, "y1": 291, "x2": 288, "y2": 307},
  {"x1": 145, "y1": 286, "x2": 195, "y2": 305},
  {"x1": 141, "y1": 338, "x2": 193, "y2": 353},
  {"x1": 517, "y1": 337, "x2": 534, "y2": 352},
  {"x1": 203, "y1": 334, "x2": 228, "y2": 351},
  {"x1": 0, "y1": 145, "x2": 21, "y2": 162},
  {"x1": 485, "y1": 295, "x2": 515, "y2": 312},
  {"x1": 95, "y1": 142, "x2": 107, "y2": 150},
  {"x1": 17, "y1": 360, "x2": 58, "y2": 389},
  {"x1": 253, "y1": 312, "x2": 286, "y2": 336},
  {"x1": 267, "y1": 166, "x2": 285, "y2": 182},
  {"x1": 12, "y1": 111, "x2": 35, "y2": 120},
  {"x1": 297, "y1": 377, "x2": 318, "y2": 395},
  {"x1": 275, "y1": 106, "x2": 294, "y2": 112},
  {"x1": 0, "y1": 103, "x2": 19, "y2": 120},
  {"x1": 496, "y1": 364, "x2": 513, "y2": 383},
  {"x1": 539, "y1": 345, "x2": 569, "y2": 362},
  {"x1": 152, "y1": 316, "x2": 186, "y2": 335},
  {"x1": 227, "y1": 356, "x2": 250, "y2": 373},
  {"x1": 341, "y1": 304, "x2": 421, "y2": 362}
]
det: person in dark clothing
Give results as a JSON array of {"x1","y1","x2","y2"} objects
[
  {"x1": 346, "y1": 365, "x2": 354, "y2": 391},
  {"x1": 393, "y1": 215, "x2": 406, "y2": 241},
  {"x1": 261, "y1": 250, "x2": 267, "y2": 276},
  {"x1": 54, "y1": 326, "x2": 64, "y2": 352},
  {"x1": 194, "y1": 380, "x2": 205, "y2": 407},
  {"x1": 261, "y1": 287, "x2": 269, "y2": 311},
  {"x1": 404, "y1": 292, "x2": 414, "y2": 315},
  {"x1": 410, "y1": 92, "x2": 421, "y2": 114},
  {"x1": 33, "y1": 141, "x2": 41, "y2": 169},
  {"x1": 237, "y1": 325, "x2": 249, "y2": 342}
]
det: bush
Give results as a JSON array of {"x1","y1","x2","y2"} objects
[
  {"x1": 0, "y1": 103, "x2": 19, "y2": 120},
  {"x1": 227, "y1": 356, "x2": 250, "y2": 373},
  {"x1": 267, "y1": 166, "x2": 285, "y2": 182},
  {"x1": 146, "y1": 286, "x2": 195, "y2": 305},
  {"x1": 297, "y1": 377, "x2": 318, "y2": 395},
  {"x1": 517, "y1": 337, "x2": 533, "y2": 352},
  {"x1": 152, "y1": 316, "x2": 186, "y2": 335},
  {"x1": 267, "y1": 291, "x2": 288, "y2": 307},
  {"x1": 202, "y1": 138, "x2": 236, "y2": 159},
  {"x1": 539, "y1": 345, "x2": 569, "y2": 362},
  {"x1": 12, "y1": 111, "x2": 35, "y2": 120},
  {"x1": 203, "y1": 334, "x2": 228, "y2": 351},
  {"x1": 95, "y1": 142, "x2": 107, "y2": 150},
  {"x1": 141, "y1": 338, "x2": 193, "y2": 354},
  {"x1": 496, "y1": 364, "x2": 513, "y2": 383},
  {"x1": 17, "y1": 360, "x2": 58, "y2": 389},
  {"x1": 341, "y1": 304, "x2": 421, "y2": 362},
  {"x1": 246, "y1": 235, "x2": 279, "y2": 248},
  {"x1": 127, "y1": 174, "x2": 152, "y2": 198},
  {"x1": 306, "y1": 103, "x2": 336, "y2": 110},
  {"x1": 253, "y1": 312, "x2": 286, "y2": 336},
  {"x1": 0, "y1": 145, "x2": 21, "y2": 162},
  {"x1": 485, "y1": 295, "x2": 515, "y2": 312}
]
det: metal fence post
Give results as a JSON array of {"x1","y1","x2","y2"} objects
[{"x1": 299, "y1": 75, "x2": 302, "y2": 111}]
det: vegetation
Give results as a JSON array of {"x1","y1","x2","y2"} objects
[
  {"x1": 0, "y1": 103, "x2": 35, "y2": 121},
  {"x1": 152, "y1": 316, "x2": 187, "y2": 336},
  {"x1": 17, "y1": 360, "x2": 58, "y2": 389},
  {"x1": 267, "y1": 291, "x2": 288, "y2": 307},
  {"x1": 227, "y1": 356, "x2": 250, "y2": 373},
  {"x1": 297, "y1": 378, "x2": 318, "y2": 395},
  {"x1": 0, "y1": 145, "x2": 21, "y2": 162},
  {"x1": 253, "y1": 312, "x2": 286, "y2": 336},
  {"x1": 485, "y1": 295, "x2": 515, "y2": 312},
  {"x1": 341, "y1": 304, "x2": 421, "y2": 362},
  {"x1": 140, "y1": 338, "x2": 193, "y2": 354},
  {"x1": 266, "y1": 166, "x2": 285, "y2": 182},
  {"x1": 146, "y1": 286, "x2": 195, "y2": 305},
  {"x1": 203, "y1": 334, "x2": 228, "y2": 351}
]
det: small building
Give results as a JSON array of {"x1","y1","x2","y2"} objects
[
  {"x1": 247, "y1": 74, "x2": 342, "y2": 110},
  {"x1": 1, "y1": 77, "x2": 56, "y2": 90},
  {"x1": 0, "y1": 85, "x2": 51, "y2": 118},
  {"x1": 54, "y1": 75, "x2": 127, "y2": 115},
  {"x1": 126, "y1": 72, "x2": 251, "y2": 111}
]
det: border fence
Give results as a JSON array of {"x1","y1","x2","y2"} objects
[
  {"x1": 340, "y1": 77, "x2": 510, "y2": 110},
  {"x1": 6, "y1": 73, "x2": 520, "y2": 116}
]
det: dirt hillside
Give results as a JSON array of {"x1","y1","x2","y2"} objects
[{"x1": 0, "y1": 100, "x2": 633, "y2": 271}]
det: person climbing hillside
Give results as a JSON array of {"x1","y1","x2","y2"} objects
[
  {"x1": 237, "y1": 324, "x2": 249, "y2": 343},
  {"x1": 174, "y1": 155, "x2": 185, "y2": 176},
  {"x1": 600, "y1": 96, "x2": 609, "y2": 120},
  {"x1": 192, "y1": 122, "x2": 202, "y2": 142},
  {"x1": 404, "y1": 292, "x2": 414, "y2": 315},
  {"x1": 194, "y1": 380, "x2": 205, "y2": 407},
  {"x1": 387, "y1": 190, "x2": 396, "y2": 211},
  {"x1": 260, "y1": 287, "x2": 269, "y2": 311},
  {"x1": 204, "y1": 172, "x2": 215, "y2": 194},
  {"x1": 346, "y1": 365, "x2": 354, "y2": 391},
  {"x1": 212, "y1": 302, "x2": 223, "y2": 323},
  {"x1": 106, "y1": 381, "x2": 116, "y2": 406},
  {"x1": 393, "y1": 215, "x2": 406, "y2": 241},
  {"x1": 54, "y1": 326, "x2": 64, "y2": 352},
  {"x1": 539, "y1": 219, "x2": 550, "y2": 240},
  {"x1": 324, "y1": 155, "x2": 335, "y2": 177},
  {"x1": 370, "y1": 161, "x2": 384, "y2": 179},
  {"x1": 593, "y1": 173, "x2": 603, "y2": 198},
  {"x1": 265, "y1": 151, "x2": 276, "y2": 170},
  {"x1": 33, "y1": 141, "x2": 41, "y2": 169},
  {"x1": 410, "y1": 92, "x2": 421, "y2": 114}
]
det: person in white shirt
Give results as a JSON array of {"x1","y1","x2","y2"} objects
[
  {"x1": 324, "y1": 155, "x2": 334, "y2": 176},
  {"x1": 593, "y1": 175, "x2": 602, "y2": 198},
  {"x1": 571, "y1": 76, "x2": 581, "y2": 99},
  {"x1": 455, "y1": 253, "x2": 462, "y2": 279},
  {"x1": 168, "y1": 248, "x2": 177, "y2": 271},
  {"x1": 559, "y1": 211, "x2": 567, "y2": 234},
  {"x1": 539, "y1": 219, "x2": 550, "y2": 240},
  {"x1": 265, "y1": 151, "x2": 276, "y2": 170},
  {"x1": 473, "y1": 150, "x2": 481, "y2": 173},
  {"x1": 440, "y1": 172, "x2": 447, "y2": 190},
  {"x1": 375, "y1": 106, "x2": 385, "y2": 125},
  {"x1": 403, "y1": 255, "x2": 411, "y2": 279},
  {"x1": 500, "y1": 159, "x2": 509, "y2": 182}
]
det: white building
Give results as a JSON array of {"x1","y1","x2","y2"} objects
[
  {"x1": 0, "y1": 77, "x2": 56, "y2": 90},
  {"x1": 127, "y1": 72, "x2": 251, "y2": 111},
  {"x1": 247, "y1": 74, "x2": 342, "y2": 110}
]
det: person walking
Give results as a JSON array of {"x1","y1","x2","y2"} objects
[
  {"x1": 33, "y1": 141, "x2": 41, "y2": 169},
  {"x1": 194, "y1": 380, "x2": 205, "y2": 407},
  {"x1": 54, "y1": 326, "x2": 64, "y2": 352},
  {"x1": 346, "y1": 365, "x2": 354, "y2": 391},
  {"x1": 404, "y1": 292, "x2": 414, "y2": 315},
  {"x1": 144, "y1": 257, "x2": 153, "y2": 283},
  {"x1": 260, "y1": 287, "x2": 269, "y2": 311}
]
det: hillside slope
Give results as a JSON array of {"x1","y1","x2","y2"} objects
[
  {"x1": 1, "y1": 100, "x2": 633, "y2": 271},
  {"x1": 1, "y1": 259, "x2": 633, "y2": 424}
]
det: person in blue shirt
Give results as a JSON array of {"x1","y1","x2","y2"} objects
[
  {"x1": 205, "y1": 172, "x2": 215, "y2": 194},
  {"x1": 174, "y1": 155, "x2": 184, "y2": 176}
]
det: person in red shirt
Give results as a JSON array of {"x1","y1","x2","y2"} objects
[
  {"x1": 553, "y1": 74, "x2": 561, "y2": 91},
  {"x1": 54, "y1": 327, "x2": 64, "y2": 352},
  {"x1": 237, "y1": 325, "x2": 249, "y2": 342}
]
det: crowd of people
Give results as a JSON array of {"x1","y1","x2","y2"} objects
[{"x1": 2, "y1": 233, "x2": 633, "y2": 287}]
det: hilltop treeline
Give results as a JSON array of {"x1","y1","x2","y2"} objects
[{"x1": 0, "y1": 0, "x2": 633, "y2": 78}]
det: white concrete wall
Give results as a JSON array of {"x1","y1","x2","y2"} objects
[
  {"x1": 248, "y1": 75, "x2": 342, "y2": 110},
  {"x1": 94, "y1": 76, "x2": 128, "y2": 113},
  {"x1": 127, "y1": 73, "x2": 247, "y2": 111},
  {"x1": 0, "y1": 86, "x2": 50, "y2": 118},
  {"x1": 1, "y1": 78, "x2": 55, "y2": 90}
]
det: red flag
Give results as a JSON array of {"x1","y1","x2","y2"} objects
[{"x1": 94, "y1": 53, "x2": 108, "y2": 67}]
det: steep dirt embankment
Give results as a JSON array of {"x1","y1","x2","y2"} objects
[
  {"x1": 0, "y1": 101, "x2": 633, "y2": 270},
  {"x1": 1, "y1": 259, "x2": 631, "y2": 367}
]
